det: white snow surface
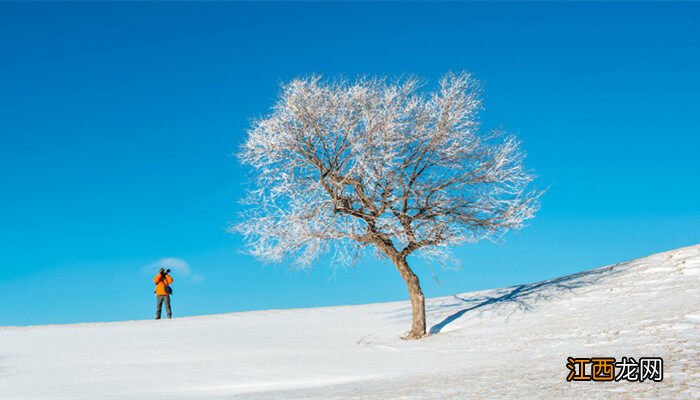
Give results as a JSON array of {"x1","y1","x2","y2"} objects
[{"x1": 1, "y1": 245, "x2": 699, "y2": 399}]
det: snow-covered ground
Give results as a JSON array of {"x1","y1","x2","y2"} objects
[{"x1": 1, "y1": 245, "x2": 698, "y2": 399}]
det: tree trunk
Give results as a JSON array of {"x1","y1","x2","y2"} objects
[{"x1": 394, "y1": 257, "x2": 426, "y2": 339}]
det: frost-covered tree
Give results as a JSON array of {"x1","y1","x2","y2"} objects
[{"x1": 234, "y1": 72, "x2": 541, "y2": 339}]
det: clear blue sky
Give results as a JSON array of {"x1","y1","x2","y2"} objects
[{"x1": 1, "y1": 2, "x2": 698, "y2": 326}]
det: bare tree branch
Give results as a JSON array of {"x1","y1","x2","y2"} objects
[{"x1": 232, "y1": 72, "x2": 542, "y2": 338}]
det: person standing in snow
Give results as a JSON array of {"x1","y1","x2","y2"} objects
[{"x1": 154, "y1": 268, "x2": 174, "y2": 319}]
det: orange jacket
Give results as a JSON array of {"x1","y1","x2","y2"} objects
[{"x1": 153, "y1": 273, "x2": 174, "y2": 296}]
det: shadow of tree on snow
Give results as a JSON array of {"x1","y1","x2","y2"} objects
[{"x1": 427, "y1": 262, "x2": 626, "y2": 334}]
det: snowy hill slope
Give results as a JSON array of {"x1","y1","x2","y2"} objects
[{"x1": 1, "y1": 245, "x2": 698, "y2": 399}]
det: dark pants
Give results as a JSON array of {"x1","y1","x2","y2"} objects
[{"x1": 156, "y1": 295, "x2": 172, "y2": 319}]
